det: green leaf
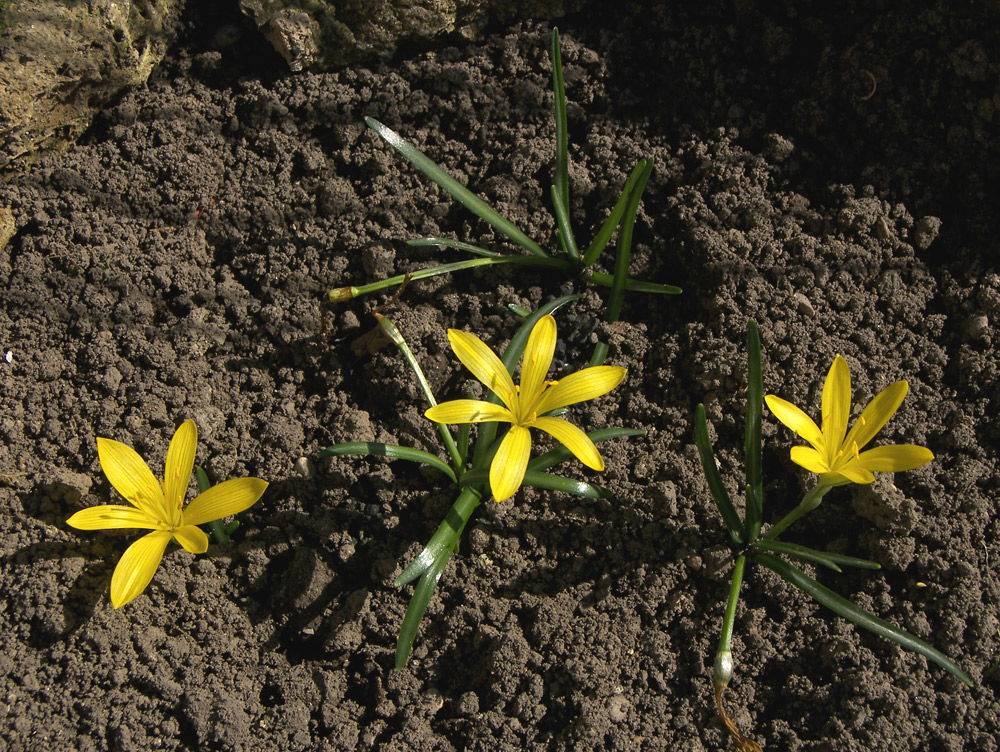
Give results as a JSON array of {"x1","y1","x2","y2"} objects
[
  {"x1": 366, "y1": 117, "x2": 548, "y2": 258},
  {"x1": 527, "y1": 427, "x2": 644, "y2": 473},
  {"x1": 407, "y1": 237, "x2": 501, "y2": 257},
  {"x1": 745, "y1": 320, "x2": 763, "y2": 539},
  {"x1": 395, "y1": 542, "x2": 455, "y2": 669},
  {"x1": 605, "y1": 158, "x2": 654, "y2": 324},
  {"x1": 589, "y1": 341, "x2": 609, "y2": 367},
  {"x1": 318, "y1": 442, "x2": 457, "y2": 484},
  {"x1": 582, "y1": 162, "x2": 645, "y2": 268},
  {"x1": 551, "y1": 185, "x2": 579, "y2": 260},
  {"x1": 551, "y1": 28, "x2": 570, "y2": 221},
  {"x1": 757, "y1": 553, "x2": 973, "y2": 687},
  {"x1": 589, "y1": 273, "x2": 682, "y2": 295},
  {"x1": 694, "y1": 404, "x2": 745, "y2": 546},
  {"x1": 754, "y1": 539, "x2": 881, "y2": 572},
  {"x1": 461, "y1": 468, "x2": 611, "y2": 499},
  {"x1": 395, "y1": 487, "x2": 482, "y2": 587}
]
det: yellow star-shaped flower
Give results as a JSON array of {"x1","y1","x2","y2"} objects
[
  {"x1": 425, "y1": 315, "x2": 627, "y2": 502},
  {"x1": 66, "y1": 420, "x2": 268, "y2": 608},
  {"x1": 764, "y1": 354, "x2": 933, "y2": 485}
]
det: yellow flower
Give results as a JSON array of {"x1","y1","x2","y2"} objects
[
  {"x1": 66, "y1": 420, "x2": 268, "y2": 608},
  {"x1": 425, "y1": 315, "x2": 627, "y2": 502},
  {"x1": 764, "y1": 354, "x2": 933, "y2": 485}
]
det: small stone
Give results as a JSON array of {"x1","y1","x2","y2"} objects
[
  {"x1": 292, "y1": 456, "x2": 315, "y2": 478},
  {"x1": 793, "y1": 292, "x2": 815, "y2": 317},
  {"x1": 874, "y1": 217, "x2": 891, "y2": 241}
]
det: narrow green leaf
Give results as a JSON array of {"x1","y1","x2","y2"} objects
[
  {"x1": 527, "y1": 428, "x2": 645, "y2": 473},
  {"x1": 589, "y1": 273, "x2": 682, "y2": 295},
  {"x1": 407, "y1": 237, "x2": 501, "y2": 257},
  {"x1": 366, "y1": 117, "x2": 548, "y2": 258},
  {"x1": 395, "y1": 487, "x2": 481, "y2": 586},
  {"x1": 395, "y1": 543, "x2": 454, "y2": 669},
  {"x1": 195, "y1": 467, "x2": 211, "y2": 494},
  {"x1": 589, "y1": 341, "x2": 609, "y2": 367},
  {"x1": 461, "y1": 468, "x2": 611, "y2": 499},
  {"x1": 606, "y1": 159, "x2": 654, "y2": 323},
  {"x1": 694, "y1": 404, "x2": 745, "y2": 546},
  {"x1": 582, "y1": 162, "x2": 645, "y2": 267},
  {"x1": 745, "y1": 319, "x2": 763, "y2": 539},
  {"x1": 757, "y1": 553, "x2": 973, "y2": 687},
  {"x1": 551, "y1": 28, "x2": 570, "y2": 219},
  {"x1": 754, "y1": 539, "x2": 842, "y2": 572},
  {"x1": 754, "y1": 539, "x2": 881, "y2": 571},
  {"x1": 318, "y1": 442, "x2": 457, "y2": 484},
  {"x1": 551, "y1": 185, "x2": 580, "y2": 260}
]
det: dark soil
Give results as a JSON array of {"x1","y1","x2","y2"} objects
[{"x1": 2, "y1": 1, "x2": 999, "y2": 750}]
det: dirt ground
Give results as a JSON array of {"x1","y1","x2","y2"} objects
[{"x1": 2, "y1": 1, "x2": 1000, "y2": 750}]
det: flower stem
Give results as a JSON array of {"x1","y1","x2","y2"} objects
[
  {"x1": 376, "y1": 314, "x2": 464, "y2": 476},
  {"x1": 715, "y1": 554, "x2": 746, "y2": 690},
  {"x1": 761, "y1": 482, "x2": 833, "y2": 541}
]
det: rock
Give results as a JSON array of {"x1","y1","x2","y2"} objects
[
  {"x1": 238, "y1": 0, "x2": 582, "y2": 72},
  {"x1": 0, "y1": 0, "x2": 183, "y2": 169},
  {"x1": 911, "y1": 215, "x2": 942, "y2": 249}
]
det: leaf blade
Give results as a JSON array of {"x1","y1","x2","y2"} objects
[
  {"x1": 366, "y1": 117, "x2": 548, "y2": 258},
  {"x1": 757, "y1": 553, "x2": 972, "y2": 686}
]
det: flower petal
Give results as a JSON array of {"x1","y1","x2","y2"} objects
[
  {"x1": 532, "y1": 416, "x2": 604, "y2": 470},
  {"x1": 821, "y1": 355, "x2": 852, "y2": 458},
  {"x1": 110, "y1": 530, "x2": 171, "y2": 608},
  {"x1": 425, "y1": 400, "x2": 513, "y2": 425},
  {"x1": 448, "y1": 329, "x2": 517, "y2": 411},
  {"x1": 534, "y1": 366, "x2": 627, "y2": 415},
  {"x1": 97, "y1": 437, "x2": 169, "y2": 523},
  {"x1": 489, "y1": 425, "x2": 531, "y2": 502},
  {"x1": 163, "y1": 420, "x2": 197, "y2": 527},
  {"x1": 182, "y1": 477, "x2": 269, "y2": 527},
  {"x1": 843, "y1": 381, "x2": 908, "y2": 453},
  {"x1": 764, "y1": 395, "x2": 824, "y2": 451},
  {"x1": 519, "y1": 315, "x2": 557, "y2": 411},
  {"x1": 830, "y1": 465, "x2": 876, "y2": 484},
  {"x1": 66, "y1": 505, "x2": 160, "y2": 531},
  {"x1": 854, "y1": 444, "x2": 934, "y2": 473},
  {"x1": 172, "y1": 525, "x2": 209, "y2": 554},
  {"x1": 789, "y1": 445, "x2": 829, "y2": 474}
]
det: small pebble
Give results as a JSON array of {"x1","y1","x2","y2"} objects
[
  {"x1": 292, "y1": 456, "x2": 315, "y2": 478},
  {"x1": 793, "y1": 292, "x2": 815, "y2": 317}
]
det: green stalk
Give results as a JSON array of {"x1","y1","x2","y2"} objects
[
  {"x1": 715, "y1": 554, "x2": 746, "y2": 689},
  {"x1": 376, "y1": 314, "x2": 463, "y2": 474},
  {"x1": 762, "y1": 482, "x2": 833, "y2": 541}
]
